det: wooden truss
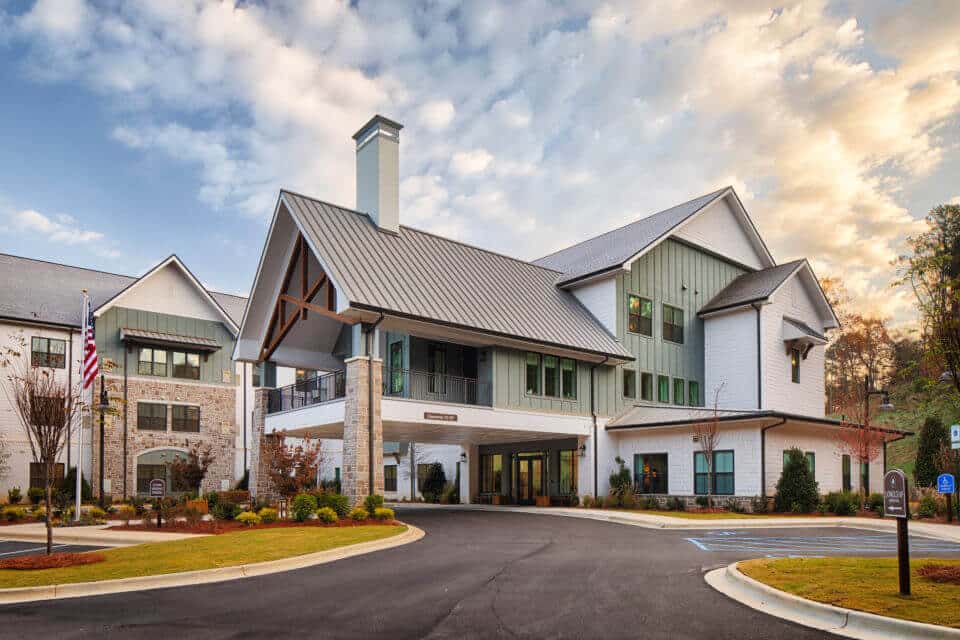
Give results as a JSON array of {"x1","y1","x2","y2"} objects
[{"x1": 259, "y1": 233, "x2": 356, "y2": 362}]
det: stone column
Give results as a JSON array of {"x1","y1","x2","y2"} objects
[
  {"x1": 342, "y1": 356, "x2": 384, "y2": 505},
  {"x1": 248, "y1": 388, "x2": 277, "y2": 501}
]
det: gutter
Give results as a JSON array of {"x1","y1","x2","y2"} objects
[
  {"x1": 123, "y1": 347, "x2": 129, "y2": 498},
  {"x1": 760, "y1": 417, "x2": 787, "y2": 500},
  {"x1": 364, "y1": 313, "x2": 385, "y2": 496},
  {"x1": 754, "y1": 303, "x2": 762, "y2": 410},
  {"x1": 590, "y1": 356, "x2": 609, "y2": 499}
]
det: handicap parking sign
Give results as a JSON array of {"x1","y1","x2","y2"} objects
[{"x1": 938, "y1": 474, "x2": 956, "y2": 495}]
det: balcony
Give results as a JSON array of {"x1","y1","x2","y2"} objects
[
  {"x1": 383, "y1": 368, "x2": 491, "y2": 407},
  {"x1": 267, "y1": 370, "x2": 346, "y2": 414}
]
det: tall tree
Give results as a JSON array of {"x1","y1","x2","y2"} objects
[
  {"x1": 898, "y1": 203, "x2": 960, "y2": 395},
  {"x1": 915, "y1": 416, "x2": 948, "y2": 487}
]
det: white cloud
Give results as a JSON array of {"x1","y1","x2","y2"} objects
[
  {"x1": 418, "y1": 100, "x2": 455, "y2": 131},
  {"x1": 10, "y1": 209, "x2": 119, "y2": 257},
  {"x1": 450, "y1": 149, "x2": 494, "y2": 176}
]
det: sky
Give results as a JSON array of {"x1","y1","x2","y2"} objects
[{"x1": 0, "y1": 0, "x2": 958, "y2": 327}]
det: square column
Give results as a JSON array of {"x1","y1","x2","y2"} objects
[
  {"x1": 343, "y1": 356, "x2": 384, "y2": 505},
  {"x1": 249, "y1": 388, "x2": 277, "y2": 501}
]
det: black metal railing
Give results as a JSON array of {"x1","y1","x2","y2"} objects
[
  {"x1": 383, "y1": 368, "x2": 491, "y2": 406},
  {"x1": 267, "y1": 370, "x2": 346, "y2": 414}
]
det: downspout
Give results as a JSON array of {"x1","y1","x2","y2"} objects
[
  {"x1": 590, "y1": 356, "x2": 609, "y2": 500},
  {"x1": 67, "y1": 328, "x2": 74, "y2": 470},
  {"x1": 754, "y1": 304, "x2": 762, "y2": 410},
  {"x1": 123, "y1": 347, "x2": 129, "y2": 498},
  {"x1": 760, "y1": 417, "x2": 787, "y2": 500},
  {"x1": 364, "y1": 313, "x2": 385, "y2": 496},
  {"x1": 242, "y1": 364, "x2": 248, "y2": 474}
]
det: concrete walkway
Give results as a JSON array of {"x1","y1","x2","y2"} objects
[{"x1": 0, "y1": 521, "x2": 206, "y2": 547}]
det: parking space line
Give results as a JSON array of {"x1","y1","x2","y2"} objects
[{"x1": 0, "y1": 542, "x2": 70, "y2": 557}]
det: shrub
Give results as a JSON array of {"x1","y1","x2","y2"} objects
[
  {"x1": 620, "y1": 491, "x2": 638, "y2": 509},
  {"x1": 290, "y1": 493, "x2": 318, "y2": 522},
  {"x1": 581, "y1": 495, "x2": 594, "y2": 509},
  {"x1": 750, "y1": 496, "x2": 768, "y2": 514},
  {"x1": 28, "y1": 487, "x2": 44, "y2": 505},
  {"x1": 602, "y1": 494, "x2": 620, "y2": 509},
  {"x1": 421, "y1": 463, "x2": 447, "y2": 503},
  {"x1": 915, "y1": 416, "x2": 948, "y2": 487},
  {"x1": 695, "y1": 495, "x2": 711, "y2": 509},
  {"x1": 316, "y1": 506, "x2": 338, "y2": 524},
  {"x1": 130, "y1": 495, "x2": 148, "y2": 516},
  {"x1": 53, "y1": 490, "x2": 71, "y2": 518},
  {"x1": 211, "y1": 501, "x2": 241, "y2": 522},
  {"x1": 59, "y1": 467, "x2": 93, "y2": 501},
  {"x1": 87, "y1": 507, "x2": 107, "y2": 521},
  {"x1": 117, "y1": 504, "x2": 135, "y2": 525},
  {"x1": 824, "y1": 491, "x2": 859, "y2": 516},
  {"x1": 32, "y1": 506, "x2": 46, "y2": 522},
  {"x1": 3, "y1": 506, "x2": 26, "y2": 522},
  {"x1": 257, "y1": 507, "x2": 279, "y2": 524},
  {"x1": 917, "y1": 563, "x2": 960, "y2": 584},
  {"x1": 641, "y1": 496, "x2": 660, "y2": 510},
  {"x1": 316, "y1": 492, "x2": 350, "y2": 518},
  {"x1": 7, "y1": 487, "x2": 22, "y2": 505},
  {"x1": 349, "y1": 507, "x2": 368, "y2": 521},
  {"x1": 236, "y1": 511, "x2": 261, "y2": 526},
  {"x1": 816, "y1": 502, "x2": 829, "y2": 515},
  {"x1": 183, "y1": 506, "x2": 203, "y2": 527},
  {"x1": 774, "y1": 448, "x2": 819, "y2": 513},
  {"x1": 608, "y1": 456, "x2": 632, "y2": 501},
  {"x1": 566, "y1": 494, "x2": 580, "y2": 507},
  {"x1": 726, "y1": 499, "x2": 745, "y2": 514},
  {"x1": 866, "y1": 493, "x2": 884, "y2": 512},
  {"x1": 373, "y1": 507, "x2": 395, "y2": 521},
  {"x1": 918, "y1": 494, "x2": 940, "y2": 519},
  {"x1": 364, "y1": 494, "x2": 385, "y2": 515},
  {"x1": 666, "y1": 496, "x2": 685, "y2": 512},
  {"x1": 204, "y1": 491, "x2": 220, "y2": 510}
]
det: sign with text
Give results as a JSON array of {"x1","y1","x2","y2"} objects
[
  {"x1": 938, "y1": 474, "x2": 956, "y2": 495},
  {"x1": 952, "y1": 424, "x2": 960, "y2": 449},
  {"x1": 883, "y1": 469, "x2": 908, "y2": 519},
  {"x1": 149, "y1": 478, "x2": 166, "y2": 498},
  {"x1": 423, "y1": 412, "x2": 457, "y2": 422}
]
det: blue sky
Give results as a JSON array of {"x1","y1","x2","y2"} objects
[{"x1": 0, "y1": 0, "x2": 958, "y2": 324}]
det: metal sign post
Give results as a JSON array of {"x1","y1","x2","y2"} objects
[
  {"x1": 938, "y1": 474, "x2": 956, "y2": 523},
  {"x1": 150, "y1": 479, "x2": 166, "y2": 528},
  {"x1": 883, "y1": 469, "x2": 910, "y2": 595}
]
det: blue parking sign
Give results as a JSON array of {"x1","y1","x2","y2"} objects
[{"x1": 938, "y1": 474, "x2": 956, "y2": 494}]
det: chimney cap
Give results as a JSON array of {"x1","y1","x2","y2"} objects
[{"x1": 352, "y1": 114, "x2": 404, "y2": 141}]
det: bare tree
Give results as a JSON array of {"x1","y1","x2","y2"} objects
[
  {"x1": 1, "y1": 334, "x2": 81, "y2": 554},
  {"x1": 692, "y1": 383, "x2": 725, "y2": 506}
]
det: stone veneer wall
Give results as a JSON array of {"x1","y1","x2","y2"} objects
[
  {"x1": 96, "y1": 375, "x2": 237, "y2": 499},
  {"x1": 249, "y1": 388, "x2": 277, "y2": 501},
  {"x1": 342, "y1": 356, "x2": 383, "y2": 505}
]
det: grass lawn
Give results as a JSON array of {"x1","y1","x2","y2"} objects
[
  {"x1": 0, "y1": 525, "x2": 405, "y2": 589},
  {"x1": 740, "y1": 557, "x2": 960, "y2": 628}
]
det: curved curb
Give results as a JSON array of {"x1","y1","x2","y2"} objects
[
  {"x1": 705, "y1": 561, "x2": 960, "y2": 639},
  {"x1": 0, "y1": 524, "x2": 424, "y2": 605}
]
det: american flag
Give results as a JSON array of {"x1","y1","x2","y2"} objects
[{"x1": 81, "y1": 293, "x2": 99, "y2": 391}]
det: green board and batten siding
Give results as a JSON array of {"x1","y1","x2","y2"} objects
[
  {"x1": 491, "y1": 347, "x2": 594, "y2": 416},
  {"x1": 96, "y1": 307, "x2": 237, "y2": 386}
]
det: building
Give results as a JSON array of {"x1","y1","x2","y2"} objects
[{"x1": 236, "y1": 114, "x2": 908, "y2": 508}]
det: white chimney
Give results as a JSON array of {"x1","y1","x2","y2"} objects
[{"x1": 353, "y1": 114, "x2": 403, "y2": 233}]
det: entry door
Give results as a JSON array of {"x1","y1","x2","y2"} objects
[{"x1": 516, "y1": 457, "x2": 544, "y2": 505}]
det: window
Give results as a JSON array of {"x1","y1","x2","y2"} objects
[
  {"x1": 783, "y1": 450, "x2": 815, "y2": 475},
  {"x1": 384, "y1": 465, "x2": 398, "y2": 492},
  {"x1": 623, "y1": 370, "x2": 636, "y2": 399},
  {"x1": 171, "y1": 405, "x2": 200, "y2": 432},
  {"x1": 657, "y1": 375, "x2": 670, "y2": 403},
  {"x1": 673, "y1": 378, "x2": 685, "y2": 405},
  {"x1": 428, "y1": 344, "x2": 447, "y2": 394},
  {"x1": 295, "y1": 368, "x2": 316, "y2": 382},
  {"x1": 694, "y1": 450, "x2": 735, "y2": 495},
  {"x1": 138, "y1": 348, "x2": 167, "y2": 376},
  {"x1": 31, "y1": 337, "x2": 66, "y2": 369},
  {"x1": 688, "y1": 381, "x2": 700, "y2": 407},
  {"x1": 861, "y1": 461, "x2": 870, "y2": 494},
  {"x1": 525, "y1": 353, "x2": 541, "y2": 395},
  {"x1": 641, "y1": 372, "x2": 653, "y2": 401},
  {"x1": 252, "y1": 363, "x2": 262, "y2": 387},
  {"x1": 791, "y1": 348, "x2": 801, "y2": 383},
  {"x1": 252, "y1": 362, "x2": 275, "y2": 388},
  {"x1": 172, "y1": 351, "x2": 200, "y2": 380},
  {"x1": 389, "y1": 341, "x2": 404, "y2": 394},
  {"x1": 634, "y1": 453, "x2": 668, "y2": 494},
  {"x1": 481, "y1": 454, "x2": 503, "y2": 494},
  {"x1": 29, "y1": 462, "x2": 64, "y2": 490},
  {"x1": 559, "y1": 450, "x2": 578, "y2": 495},
  {"x1": 135, "y1": 449, "x2": 188, "y2": 494},
  {"x1": 137, "y1": 402, "x2": 167, "y2": 431},
  {"x1": 560, "y1": 358, "x2": 577, "y2": 399},
  {"x1": 842, "y1": 455, "x2": 851, "y2": 493},
  {"x1": 543, "y1": 355, "x2": 559, "y2": 397},
  {"x1": 663, "y1": 304, "x2": 684, "y2": 344},
  {"x1": 628, "y1": 295, "x2": 653, "y2": 336}
]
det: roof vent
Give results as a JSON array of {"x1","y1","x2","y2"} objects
[{"x1": 353, "y1": 115, "x2": 403, "y2": 234}]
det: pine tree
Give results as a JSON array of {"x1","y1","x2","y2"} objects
[{"x1": 915, "y1": 416, "x2": 948, "y2": 487}]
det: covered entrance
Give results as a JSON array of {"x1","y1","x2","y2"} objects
[
  {"x1": 515, "y1": 453, "x2": 545, "y2": 505},
  {"x1": 477, "y1": 438, "x2": 581, "y2": 506}
]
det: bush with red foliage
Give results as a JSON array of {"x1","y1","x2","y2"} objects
[
  {"x1": 0, "y1": 552, "x2": 106, "y2": 570},
  {"x1": 917, "y1": 563, "x2": 960, "y2": 584}
]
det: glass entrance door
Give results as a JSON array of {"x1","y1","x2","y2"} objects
[{"x1": 516, "y1": 456, "x2": 544, "y2": 505}]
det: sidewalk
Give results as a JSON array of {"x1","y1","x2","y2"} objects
[
  {"x1": 392, "y1": 503, "x2": 960, "y2": 542},
  {"x1": 0, "y1": 521, "x2": 206, "y2": 547}
]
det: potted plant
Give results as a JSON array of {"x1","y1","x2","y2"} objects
[{"x1": 535, "y1": 495, "x2": 550, "y2": 507}]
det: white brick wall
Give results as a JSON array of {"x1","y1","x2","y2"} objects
[
  {"x1": 704, "y1": 308, "x2": 758, "y2": 410},
  {"x1": 674, "y1": 196, "x2": 767, "y2": 270}
]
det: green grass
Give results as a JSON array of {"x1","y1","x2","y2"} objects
[
  {"x1": 740, "y1": 557, "x2": 960, "y2": 628},
  {"x1": 0, "y1": 525, "x2": 405, "y2": 589}
]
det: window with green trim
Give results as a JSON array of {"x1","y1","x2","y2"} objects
[
  {"x1": 783, "y1": 450, "x2": 815, "y2": 475},
  {"x1": 623, "y1": 369, "x2": 636, "y2": 399},
  {"x1": 695, "y1": 450, "x2": 734, "y2": 495},
  {"x1": 663, "y1": 304, "x2": 684, "y2": 344},
  {"x1": 138, "y1": 347, "x2": 167, "y2": 376},
  {"x1": 657, "y1": 375, "x2": 669, "y2": 403},
  {"x1": 544, "y1": 355, "x2": 559, "y2": 397},
  {"x1": 673, "y1": 378, "x2": 685, "y2": 405},
  {"x1": 525, "y1": 353, "x2": 541, "y2": 395},
  {"x1": 842, "y1": 455, "x2": 851, "y2": 492},
  {"x1": 628, "y1": 295, "x2": 653, "y2": 336},
  {"x1": 641, "y1": 372, "x2": 653, "y2": 401},
  {"x1": 688, "y1": 381, "x2": 700, "y2": 406},
  {"x1": 560, "y1": 358, "x2": 577, "y2": 399}
]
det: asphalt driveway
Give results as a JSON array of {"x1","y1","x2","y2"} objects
[{"x1": 0, "y1": 508, "x2": 953, "y2": 639}]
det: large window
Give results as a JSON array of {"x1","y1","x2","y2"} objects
[
  {"x1": 525, "y1": 353, "x2": 541, "y2": 395},
  {"x1": 171, "y1": 405, "x2": 200, "y2": 432},
  {"x1": 137, "y1": 402, "x2": 167, "y2": 431},
  {"x1": 662, "y1": 304, "x2": 684, "y2": 344},
  {"x1": 543, "y1": 356, "x2": 559, "y2": 397},
  {"x1": 623, "y1": 370, "x2": 636, "y2": 399},
  {"x1": 172, "y1": 351, "x2": 200, "y2": 380},
  {"x1": 842, "y1": 455, "x2": 851, "y2": 493},
  {"x1": 428, "y1": 344, "x2": 447, "y2": 394},
  {"x1": 559, "y1": 450, "x2": 578, "y2": 495},
  {"x1": 694, "y1": 450, "x2": 734, "y2": 495},
  {"x1": 790, "y1": 348, "x2": 801, "y2": 383},
  {"x1": 29, "y1": 462, "x2": 64, "y2": 490},
  {"x1": 641, "y1": 372, "x2": 653, "y2": 401},
  {"x1": 673, "y1": 378, "x2": 685, "y2": 405},
  {"x1": 657, "y1": 375, "x2": 670, "y2": 403},
  {"x1": 480, "y1": 454, "x2": 503, "y2": 494},
  {"x1": 526, "y1": 353, "x2": 576, "y2": 399},
  {"x1": 560, "y1": 358, "x2": 576, "y2": 399},
  {"x1": 384, "y1": 465, "x2": 398, "y2": 492},
  {"x1": 688, "y1": 381, "x2": 700, "y2": 407},
  {"x1": 634, "y1": 453, "x2": 668, "y2": 494},
  {"x1": 138, "y1": 348, "x2": 167, "y2": 376},
  {"x1": 628, "y1": 295, "x2": 653, "y2": 336},
  {"x1": 31, "y1": 337, "x2": 66, "y2": 369},
  {"x1": 389, "y1": 341, "x2": 404, "y2": 394}
]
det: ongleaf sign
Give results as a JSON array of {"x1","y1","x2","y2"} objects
[{"x1": 883, "y1": 469, "x2": 908, "y2": 519}]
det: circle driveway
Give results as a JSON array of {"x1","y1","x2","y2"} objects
[{"x1": 1, "y1": 508, "x2": 951, "y2": 639}]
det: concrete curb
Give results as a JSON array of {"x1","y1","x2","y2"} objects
[
  {"x1": 0, "y1": 524, "x2": 423, "y2": 605},
  {"x1": 705, "y1": 561, "x2": 960, "y2": 639}
]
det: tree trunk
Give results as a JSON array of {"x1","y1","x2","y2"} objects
[{"x1": 44, "y1": 460, "x2": 53, "y2": 555}]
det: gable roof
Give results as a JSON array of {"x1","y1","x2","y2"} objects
[
  {"x1": 279, "y1": 190, "x2": 632, "y2": 361},
  {"x1": 0, "y1": 253, "x2": 247, "y2": 329},
  {"x1": 532, "y1": 187, "x2": 773, "y2": 286},
  {"x1": 698, "y1": 260, "x2": 805, "y2": 315}
]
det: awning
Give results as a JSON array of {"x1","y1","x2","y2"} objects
[{"x1": 119, "y1": 327, "x2": 221, "y2": 352}]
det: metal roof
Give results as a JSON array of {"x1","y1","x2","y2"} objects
[
  {"x1": 119, "y1": 327, "x2": 222, "y2": 351},
  {"x1": 783, "y1": 317, "x2": 827, "y2": 342},
  {"x1": 698, "y1": 260, "x2": 805, "y2": 315},
  {"x1": 281, "y1": 190, "x2": 633, "y2": 360},
  {"x1": 532, "y1": 187, "x2": 729, "y2": 285},
  {"x1": 0, "y1": 254, "x2": 247, "y2": 328}
]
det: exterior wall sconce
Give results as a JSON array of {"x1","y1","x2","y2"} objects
[
  {"x1": 459, "y1": 452, "x2": 467, "y2": 463},
  {"x1": 577, "y1": 443, "x2": 586, "y2": 457}
]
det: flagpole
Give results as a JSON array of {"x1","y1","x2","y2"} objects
[{"x1": 76, "y1": 291, "x2": 86, "y2": 522}]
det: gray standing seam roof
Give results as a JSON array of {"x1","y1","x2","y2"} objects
[
  {"x1": 532, "y1": 187, "x2": 729, "y2": 285},
  {"x1": 0, "y1": 254, "x2": 247, "y2": 328},
  {"x1": 698, "y1": 260, "x2": 805, "y2": 315},
  {"x1": 281, "y1": 191, "x2": 632, "y2": 360}
]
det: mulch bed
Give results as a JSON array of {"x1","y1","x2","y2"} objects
[
  {"x1": 917, "y1": 563, "x2": 960, "y2": 584},
  {"x1": 107, "y1": 518, "x2": 400, "y2": 535},
  {"x1": 0, "y1": 552, "x2": 106, "y2": 570}
]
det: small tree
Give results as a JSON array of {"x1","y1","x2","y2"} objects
[
  {"x1": 264, "y1": 431, "x2": 322, "y2": 497},
  {"x1": 608, "y1": 456, "x2": 632, "y2": 500},
  {"x1": 1, "y1": 335, "x2": 81, "y2": 554},
  {"x1": 915, "y1": 416, "x2": 948, "y2": 487},
  {"x1": 834, "y1": 421, "x2": 887, "y2": 509},
  {"x1": 692, "y1": 384, "x2": 724, "y2": 503},
  {"x1": 421, "y1": 462, "x2": 446, "y2": 503},
  {"x1": 774, "y1": 447, "x2": 820, "y2": 513},
  {"x1": 170, "y1": 442, "x2": 216, "y2": 495}
]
